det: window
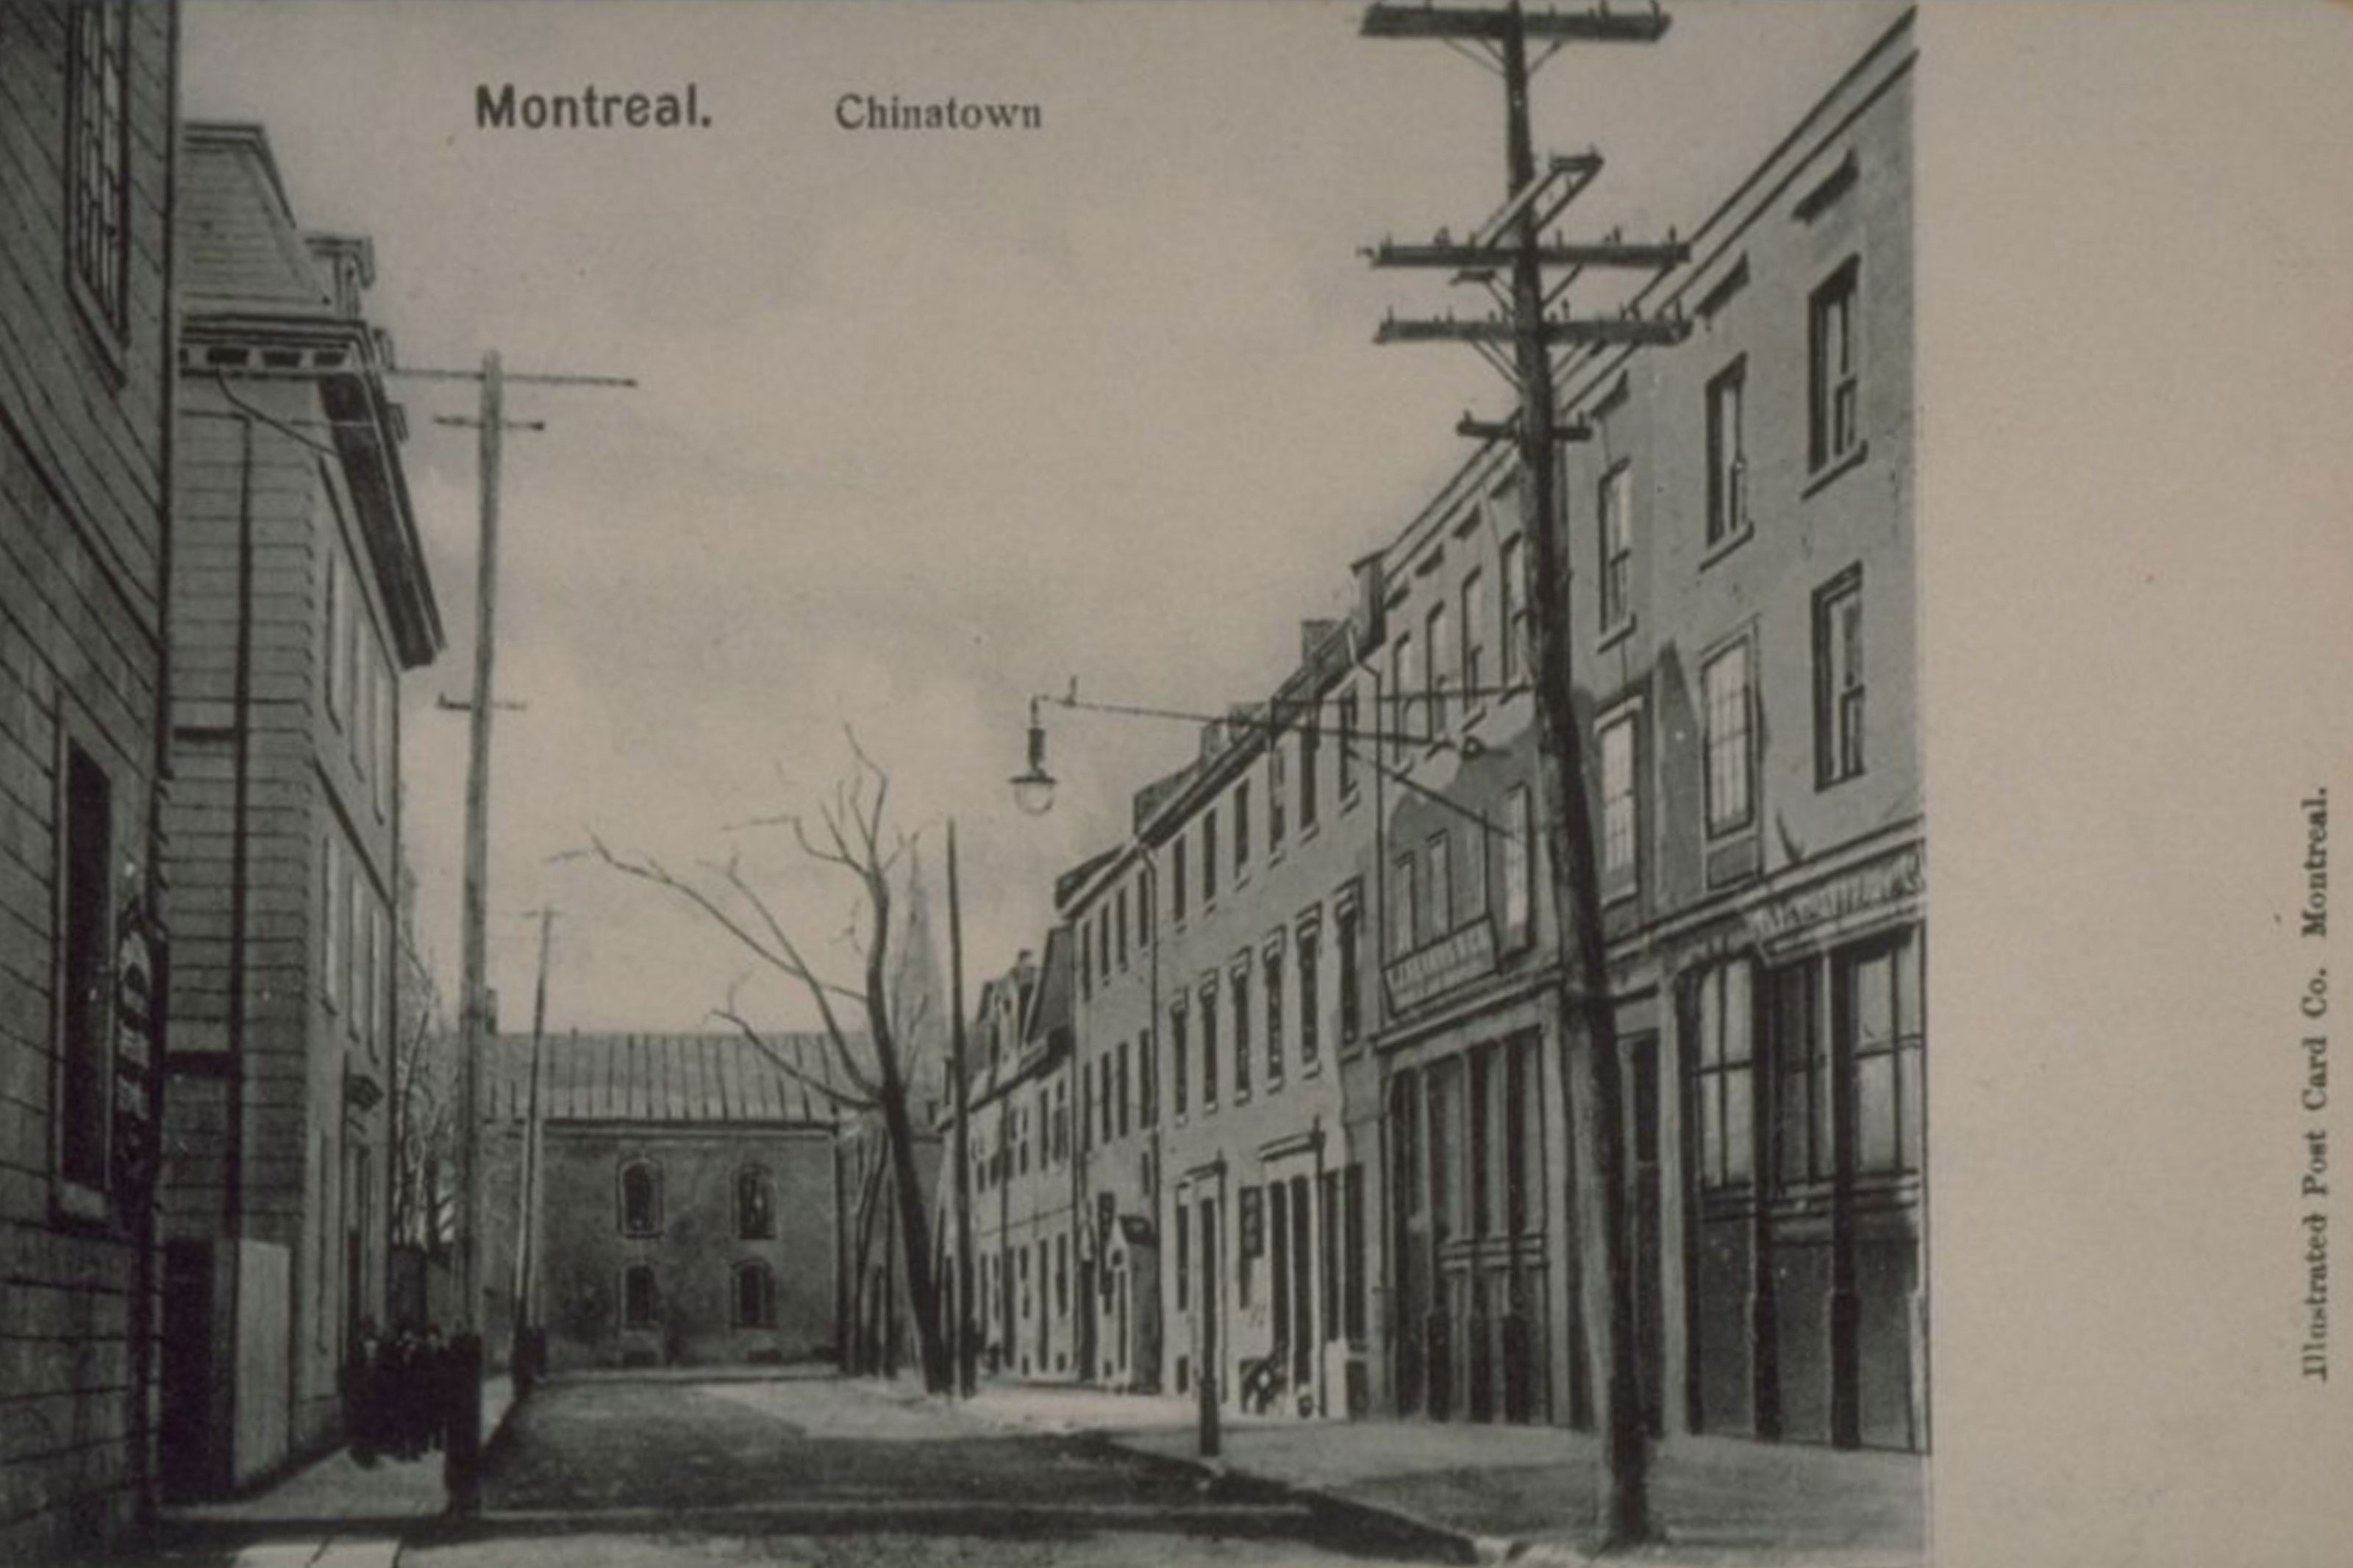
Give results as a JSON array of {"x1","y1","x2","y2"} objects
[
  {"x1": 1425, "y1": 601, "x2": 1449, "y2": 737},
  {"x1": 1499, "y1": 535, "x2": 1526, "y2": 686},
  {"x1": 1460, "y1": 570, "x2": 1486, "y2": 712},
  {"x1": 1693, "y1": 962, "x2": 1755, "y2": 1189},
  {"x1": 1296, "y1": 915, "x2": 1322, "y2": 1068},
  {"x1": 622, "y1": 1265, "x2": 659, "y2": 1329},
  {"x1": 1336, "y1": 891, "x2": 1363, "y2": 1048},
  {"x1": 1299, "y1": 707, "x2": 1321, "y2": 830},
  {"x1": 68, "y1": 0, "x2": 132, "y2": 332},
  {"x1": 1114, "y1": 1040, "x2": 1130, "y2": 1138},
  {"x1": 1815, "y1": 568, "x2": 1866, "y2": 785},
  {"x1": 1771, "y1": 962, "x2": 1828, "y2": 1186},
  {"x1": 57, "y1": 745, "x2": 114, "y2": 1194},
  {"x1": 1843, "y1": 932, "x2": 1925, "y2": 1175},
  {"x1": 345, "y1": 867, "x2": 363, "y2": 1037},
  {"x1": 1425, "y1": 833, "x2": 1452, "y2": 939},
  {"x1": 620, "y1": 1161, "x2": 662, "y2": 1235},
  {"x1": 1599, "y1": 463, "x2": 1633, "y2": 634},
  {"x1": 1057, "y1": 1235, "x2": 1069, "y2": 1316},
  {"x1": 1390, "y1": 633, "x2": 1418, "y2": 758},
  {"x1": 1231, "y1": 958, "x2": 1253, "y2": 1098},
  {"x1": 1115, "y1": 891, "x2": 1128, "y2": 971},
  {"x1": 1080, "y1": 1062, "x2": 1094, "y2": 1155},
  {"x1": 1809, "y1": 259, "x2": 1861, "y2": 470},
  {"x1": 1599, "y1": 709, "x2": 1640, "y2": 901},
  {"x1": 1199, "y1": 981, "x2": 1219, "y2": 1109},
  {"x1": 1707, "y1": 358, "x2": 1749, "y2": 545},
  {"x1": 1269, "y1": 736, "x2": 1288, "y2": 851},
  {"x1": 1499, "y1": 785, "x2": 1534, "y2": 948},
  {"x1": 735, "y1": 1166, "x2": 774, "y2": 1239},
  {"x1": 1232, "y1": 782, "x2": 1251, "y2": 875},
  {"x1": 1702, "y1": 642, "x2": 1755, "y2": 837},
  {"x1": 735, "y1": 1261, "x2": 776, "y2": 1328},
  {"x1": 1171, "y1": 998, "x2": 1190, "y2": 1117},
  {"x1": 1338, "y1": 687, "x2": 1360, "y2": 799},
  {"x1": 1172, "y1": 831, "x2": 1188, "y2": 923},
  {"x1": 1137, "y1": 870, "x2": 1153, "y2": 948},
  {"x1": 1176, "y1": 1197, "x2": 1191, "y2": 1311},
  {"x1": 1390, "y1": 850, "x2": 1418, "y2": 956},
  {"x1": 323, "y1": 835, "x2": 343, "y2": 1012},
  {"x1": 1263, "y1": 935, "x2": 1285, "y2": 1086},
  {"x1": 1140, "y1": 1026, "x2": 1157, "y2": 1127},
  {"x1": 1202, "y1": 807, "x2": 1218, "y2": 903},
  {"x1": 374, "y1": 652, "x2": 395, "y2": 820}
]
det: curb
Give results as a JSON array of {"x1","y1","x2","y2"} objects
[{"x1": 949, "y1": 1394, "x2": 1485, "y2": 1566}]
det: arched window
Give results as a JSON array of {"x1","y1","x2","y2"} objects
[
  {"x1": 621, "y1": 1264, "x2": 658, "y2": 1329},
  {"x1": 735, "y1": 1164, "x2": 775, "y2": 1239},
  {"x1": 618, "y1": 1159, "x2": 661, "y2": 1236},
  {"x1": 734, "y1": 1261, "x2": 776, "y2": 1329}
]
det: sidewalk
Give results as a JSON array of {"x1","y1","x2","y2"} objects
[
  {"x1": 150, "y1": 1376, "x2": 516, "y2": 1563},
  {"x1": 864, "y1": 1378, "x2": 1927, "y2": 1568}
]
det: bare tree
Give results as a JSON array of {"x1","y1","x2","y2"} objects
[
  {"x1": 585, "y1": 732, "x2": 951, "y2": 1392},
  {"x1": 392, "y1": 878, "x2": 458, "y2": 1253}
]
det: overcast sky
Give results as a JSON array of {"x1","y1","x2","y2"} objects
[{"x1": 180, "y1": 0, "x2": 1907, "y2": 1036}]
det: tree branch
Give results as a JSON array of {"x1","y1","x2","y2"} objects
[{"x1": 709, "y1": 1008, "x2": 876, "y2": 1114}]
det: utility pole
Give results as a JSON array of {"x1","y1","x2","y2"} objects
[
  {"x1": 947, "y1": 821, "x2": 976, "y2": 1397},
  {"x1": 434, "y1": 351, "x2": 635, "y2": 1348},
  {"x1": 511, "y1": 907, "x2": 556, "y2": 1389},
  {"x1": 1363, "y1": 1, "x2": 1684, "y2": 1547}
]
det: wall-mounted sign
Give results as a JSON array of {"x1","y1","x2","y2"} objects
[
  {"x1": 111, "y1": 904, "x2": 159, "y2": 1198},
  {"x1": 1384, "y1": 917, "x2": 1499, "y2": 1014},
  {"x1": 1749, "y1": 848, "x2": 1924, "y2": 948},
  {"x1": 1238, "y1": 1185, "x2": 1264, "y2": 1259}
]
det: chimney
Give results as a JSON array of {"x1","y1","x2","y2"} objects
[
  {"x1": 1301, "y1": 618, "x2": 1340, "y2": 663},
  {"x1": 1199, "y1": 719, "x2": 1225, "y2": 762},
  {"x1": 1352, "y1": 553, "x2": 1388, "y2": 646}
]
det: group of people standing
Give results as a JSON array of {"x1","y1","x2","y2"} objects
[{"x1": 346, "y1": 1320, "x2": 464, "y2": 1464}]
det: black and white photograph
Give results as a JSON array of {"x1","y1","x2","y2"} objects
[{"x1": 0, "y1": 4, "x2": 2346, "y2": 1567}]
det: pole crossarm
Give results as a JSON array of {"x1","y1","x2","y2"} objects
[
  {"x1": 1362, "y1": 2, "x2": 1668, "y2": 45},
  {"x1": 1377, "y1": 311, "x2": 1689, "y2": 347},
  {"x1": 1368, "y1": 237, "x2": 1688, "y2": 271},
  {"x1": 1458, "y1": 412, "x2": 1593, "y2": 443},
  {"x1": 388, "y1": 366, "x2": 639, "y2": 388}
]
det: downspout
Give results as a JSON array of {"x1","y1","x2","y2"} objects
[{"x1": 135, "y1": 25, "x2": 184, "y2": 1523}]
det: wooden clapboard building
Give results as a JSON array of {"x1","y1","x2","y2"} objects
[
  {"x1": 0, "y1": 1, "x2": 179, "y2": 1556},
  {"x1": 154, "y1": 121, "x2": 443, "y2": 1496}
]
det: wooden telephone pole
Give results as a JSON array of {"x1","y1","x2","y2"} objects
[
  {"x1": 1362, "y1": 1, "x2": 1685, "y2": 1547},
  {"x1": 431, "y1": 352, "x2": 634, "y2": 1345}
]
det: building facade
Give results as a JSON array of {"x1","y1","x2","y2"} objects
[
  {"x1": 481, "y1": 1032, "x2": 843, "y2": 1371},
  {"x1": 0, "y1": 1, "x2": 180, "y2": 1555},
  {"x1": 154, "y1": 120, "x2": 443, "y2": 1497},
  {"x1": 939, "y1": 10, "x2": 1921, "y2": 1456}
]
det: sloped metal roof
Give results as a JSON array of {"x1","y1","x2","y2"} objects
[{"x1": 484, "y1": 1031, "x2": 850, "y2": 1126}]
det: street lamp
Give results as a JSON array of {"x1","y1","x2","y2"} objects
[
  {"x1": 1008, "y1": 695, "x2": 1058, "y2": 817},
  {"x1": 1004, "y1": 693, "x2": 1220, "y2": 1461}
]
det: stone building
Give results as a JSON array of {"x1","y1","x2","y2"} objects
[
  {"x1": 154, "y1": 120, "x2": 443, "y2": 1497},
  {"x1": 480, "y1": 1032, "x2": 843, "y2": 1370},
  {"x1": 0, "y1": 1, "x2": 180, "y2": 1555},
  {"x1": 938, "y1": 9, "x2": 1921, "y2": 1457}
]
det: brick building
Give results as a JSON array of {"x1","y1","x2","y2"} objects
[
  {"x1": 154, "y1": 120, "x2": 443, "y2": 1497},
  {"x1": 480, "y1": 1032, "x2": 843, "y2": 1370},
  {"x1": 0, "y1": 1, "x2": 180, "y2": 1555}
]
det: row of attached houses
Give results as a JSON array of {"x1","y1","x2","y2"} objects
[
  {"x1": 2, "y1": 1, "x2": 443, "y2": 1553},
  {"x1": 938, "y1": 10, "x2": 1921, "y2": 1455}
]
